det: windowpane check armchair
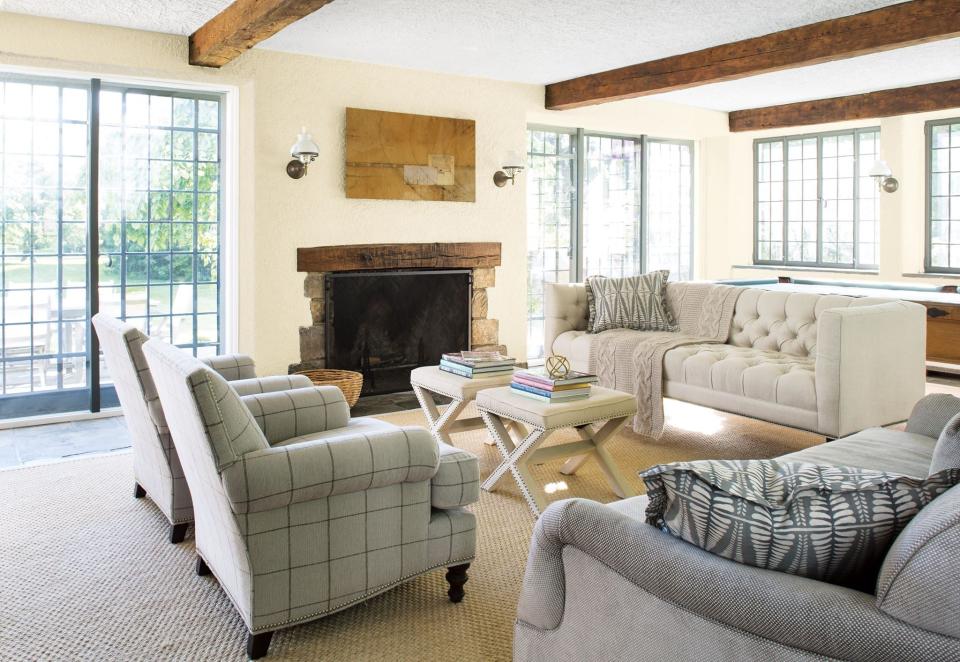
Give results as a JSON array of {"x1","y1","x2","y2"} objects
[
  {"x1": 142, "y1": 337, "x2": 479, "y2": 659},
  {"x1": 93, "y1": 313, "x2": 313, "y2": 543}
]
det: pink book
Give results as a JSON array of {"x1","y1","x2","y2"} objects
[{"x1": 512, "y1": 375, "x2": 588, "y2": 392}]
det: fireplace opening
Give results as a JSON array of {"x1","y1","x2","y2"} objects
[{"x1": 325, "y1": 270, "x2": 471, "y2": 395}]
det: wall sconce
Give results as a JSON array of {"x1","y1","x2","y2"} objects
[
  {"x1": 493, "y1": 150, "x2": 525, "y2": 187},
  {"x1": 286, "y1": 126, "x2": 320, "y2": 179},
  {"x1": 868, "y1": 159, "x2": 899, "y2": 193}
]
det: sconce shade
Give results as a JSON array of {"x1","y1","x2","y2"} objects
[
  {"x1": 868, "y1": 159, "x2": 892, "y2": 178},
  {"x1": 290, "y1": 126, "x2": 320, "y2": 159},
  {"x1": 502, "y1": 149, "x2": 525, "y2": 170}
]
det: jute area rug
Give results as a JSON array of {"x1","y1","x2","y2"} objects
[{"x1": 0, "y1": 400, "x2": 821, "y2": 661}]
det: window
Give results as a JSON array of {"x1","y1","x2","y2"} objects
[
  {"x1": 526, "y1": 127, "x2": 694, "y2": 360},
  {"x1": 97, "y1": 87, "x2": 222, "y2": 358},
  {"x1": 754, "y1": 127, "x2": 879, "y2": 269},
  {"x1": 1, "y1": 77, "x2": 90, "y2": 399},
  {"x1": 927, "y1": 118, "x2": 960, "y2": 272},
  {"x1": 0, "y1": 72, "x2": 224, "y2": 419}
]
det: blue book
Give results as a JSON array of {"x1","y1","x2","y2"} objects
[{"x1": 510, "y1": 383, "x2": 590, "y2": 402}]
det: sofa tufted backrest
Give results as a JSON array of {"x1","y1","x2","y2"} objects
[{"x1": 727, "y1": 289, "x2": 894, "y2": 358}]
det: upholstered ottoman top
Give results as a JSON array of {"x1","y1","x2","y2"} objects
[
  {"x1": 476, "y1": 385, "x2": 637, "y2": 431},
  {"x1": 410, "y1": 365, "x2": 514, "y2": 401}
]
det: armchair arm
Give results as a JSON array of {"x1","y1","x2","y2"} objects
[
  {"x1": 240, "y1": 386, "x2": 348, "y2": 444},
  {"x1": 815, "y1": 301, "x2": 926, "y2": 437},
  {"x1": 518, "y1": 498, "x2": 958, "y2": 661},
  {"x1": 220, "y1": 426, "x2": 439, "y2": 514},
  {"x1": 230, "y1": 374, "x2": 312, "y2": 397},
  {"x1": 201, "y1": 353, "x2": 257, "y2": 380},
  {"x1": 905, "y1": 393, "x2": 960, "y2": 439},
  {"x1": 544, "y1": 283, "x2": 588, "y2": 356},
  {"x1": 431, "y1": 442, "x2": 479, "y2": 509}
]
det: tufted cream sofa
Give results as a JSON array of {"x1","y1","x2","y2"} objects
[{"x1": 544, "y1": 283, "x2": 927, "y2": 438}]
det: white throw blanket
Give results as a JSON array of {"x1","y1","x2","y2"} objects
[{"x1": 589, "y1": 282, "x2": 743, "y2": 437}]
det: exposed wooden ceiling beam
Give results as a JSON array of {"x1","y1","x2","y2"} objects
[
  {"x1": 728, "y1": 79, "x2": 960, "y2": 132},
  {"x1": 189, "y1": 0, "x2": 335, "y2": 67},
  {"x1": 545, "y1": 0, "x2": 960, "y2": 110}
]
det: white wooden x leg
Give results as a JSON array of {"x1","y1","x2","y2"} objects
[
  {"x1": 412, "y1": 383, "x2": 495, "y2": 446},
  {"x1": 479, "y1": 410, "x2": 635, "y2": 517}
]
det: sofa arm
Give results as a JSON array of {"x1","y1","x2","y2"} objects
[
  {"x1": 431, "y1": 442, "x2": 479, "y2": 509},
  {"x1": 240, "y1": 386, "x2": 349, "y2": 443},
  {"x1": 230, "y1": 374, "x2": 312, "y2": 397},
  {"x1": 815, "y1": 301, "x2": 926, "y2": 437},
  {"x1": 544, "y1": 283, "x2": 588, "y2": 357},
  {"x1": 905, "y1": 393, "x2": 960, "y2": 439},
  {"x1": 220, "y1": 426, "x2": 439, "y2": 514},
  {"x1": 518, "y1": 498, "x2": 959, "y2": 661},
  {"x1": 201, "y1": 353, "x2": 257, "y2": 380}
]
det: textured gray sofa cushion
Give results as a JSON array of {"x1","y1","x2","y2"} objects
[
  {"x1": 779, "y1": 427, "x2": 936, "y2": 478},
  {"x1": 905, "y1": 392, "x2": 960, "y2": 439},
  {"x1": 876, "y1": 484, "x2": 960, "y2": 639},
  {"x1": 930, "y1": 412, "x2": 960, "y2": 475},
  {"x1": 642, "y1": 459, "x2": 960, "y2": 588}
]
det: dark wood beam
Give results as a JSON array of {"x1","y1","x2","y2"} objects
[
  {"x1": 728, "y1": 79, "x2": 960, "y2": 132},
  {"x1": 189, "y1": 0, "x2": 335, "y2": 68},
  {"x1": 297, "y1": 242, "x2": 502, "y2": 273},
  {"x1": 545, "y1": 0, "x2": 960, "y2": 110}
]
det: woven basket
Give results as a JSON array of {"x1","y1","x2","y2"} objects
[{"x1": 296, "y1": 369, "x2": 363, "y2": 407}]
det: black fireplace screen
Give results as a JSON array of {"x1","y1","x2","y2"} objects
[{"x1": 325, "y1": 270, "x2": 471, "y2": 395}]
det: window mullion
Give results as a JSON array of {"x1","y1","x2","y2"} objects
[
  {"x1": 816, "y1": 135, "x2": 824, "y2": 267},
  {"x1": 86, "y1": 78, "x2": 101, "y2": 412}
]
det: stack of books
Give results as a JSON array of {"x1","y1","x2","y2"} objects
[
  {"x1": 440, "y1": 351, "x2": 516, "y2": 379},
  {"x1": 511, "y1": 367, "x2": 598, "y2": 403}
]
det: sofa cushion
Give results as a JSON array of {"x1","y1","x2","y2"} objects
[
  {"x1": 930, "y1": 412, "x2": 960, "y2": 475},
  {"x1": 779, "y1": 428, "x2": 936, "y2": 478},
  {"x1": 875, "y1": 483, "x2": 960, "y2": 638},
  {"x1": 586, "y1": 271, "x2": 676, "y2": 333},
  {"x1": 663, "y1": 343, "x2": 816, "y2": 411},
  {"x1": 551, "y1": 330, "x2": 593, "y2": 372},
  {"x1": 642, "y1": 459, "x2": 960, "y2": 590}
]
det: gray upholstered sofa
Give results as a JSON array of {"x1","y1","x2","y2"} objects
[
  {"x1": 514, "y1": 394, "x2": 960, "y2": 661},
  {"x1": 544, "y1": 282, "x2": 926, "y2": 438},
  {"x1": 142, "y1": 337, "x2": 479, "y2": 659}
]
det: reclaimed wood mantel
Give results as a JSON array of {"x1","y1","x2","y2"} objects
[{"x1": 297, "y1": 242, "x2": 502, "y2": 273}]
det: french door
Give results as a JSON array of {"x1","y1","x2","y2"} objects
[{"x1": 0, "y1": 73, "x2": 224, "y2": 419}]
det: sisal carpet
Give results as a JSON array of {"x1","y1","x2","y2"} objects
[{"x1": 0, "y1": 401, "x2": 822, "y2": 661}]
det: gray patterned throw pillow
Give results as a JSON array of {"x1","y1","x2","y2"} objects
[
  {"x1": 586, "y1": 270, "x2": 676, "y2": 333},
  {"x1": 642, "y1": 459, "x2": 960, "y2": 588}
]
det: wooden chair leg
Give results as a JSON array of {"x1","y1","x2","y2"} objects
[
  {"x1": 247, "y1": 631, "x2": 274, "y2": 659},
  {"x1": 169, "y1": 522, "x2": 189, "y2": 544},
  {"x1": 445, "y1": 563, "x2": 470, "y2": 603},
  {"x1": 133, "y1": 482, "x2": 146, "y2": 499},
  {"x1": 195, "y1": 556, "x2": 211, "y2": 576}
]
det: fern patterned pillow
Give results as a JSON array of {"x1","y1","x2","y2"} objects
[
  {"x1": 642, "y1": 459, "x2": 960, "y2": 588},
  {"x1": 586, "y1": 271, "x2": 676, "y2": 333}
]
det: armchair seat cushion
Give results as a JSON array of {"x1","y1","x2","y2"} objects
[
  {"x1": 664, "y1": 343, "x2": 816, "y2": 411},
  {"x1": 642, "y1": 459, "x2": 960, "y2": 589},
  {"x1": 431, "y1": 442, "x2": 480, "y2": 509}
]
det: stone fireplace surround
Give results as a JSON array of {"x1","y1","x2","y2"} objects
[{"x1": 290, "y1": 242, "x2": 505, "y2": 373}]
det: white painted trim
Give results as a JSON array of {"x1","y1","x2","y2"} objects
[
  {"x1": 0, "y1": 407, "x2": 123, "y2": 431},
  {"x1": 221, "y1": 87, "x2": 241, "y2": 353}
]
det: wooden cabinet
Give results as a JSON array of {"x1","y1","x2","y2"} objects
[{"x1": 925, "y1": 303, "x2": 960, "y2": 365}]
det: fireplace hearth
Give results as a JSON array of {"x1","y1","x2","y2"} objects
[{"x1": 325, "y1": 270, "x2": 471, "y2": 395}]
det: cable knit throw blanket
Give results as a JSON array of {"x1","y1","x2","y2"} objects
[{"x1": 589, "y1": 282, "x2": 743, "y2": 437}]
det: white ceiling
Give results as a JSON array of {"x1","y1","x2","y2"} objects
[{"x1": 3, "y1": 0, "x2": 957, "y2": 113}]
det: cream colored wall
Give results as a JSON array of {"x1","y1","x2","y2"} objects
[
  {"x1": 0, "y1": 12, "x2": 726, "y2": 371},
  {"x1": 705, "y1": 109, "x2": 960, "y2": 289}
]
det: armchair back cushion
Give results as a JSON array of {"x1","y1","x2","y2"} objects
[{"x1": 876, "y1": 484, "x2": 960, "y2": 638}]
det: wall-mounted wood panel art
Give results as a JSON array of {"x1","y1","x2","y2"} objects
[{"x1": 345, "y1": 108, "x2": 476, "y2": 202}]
